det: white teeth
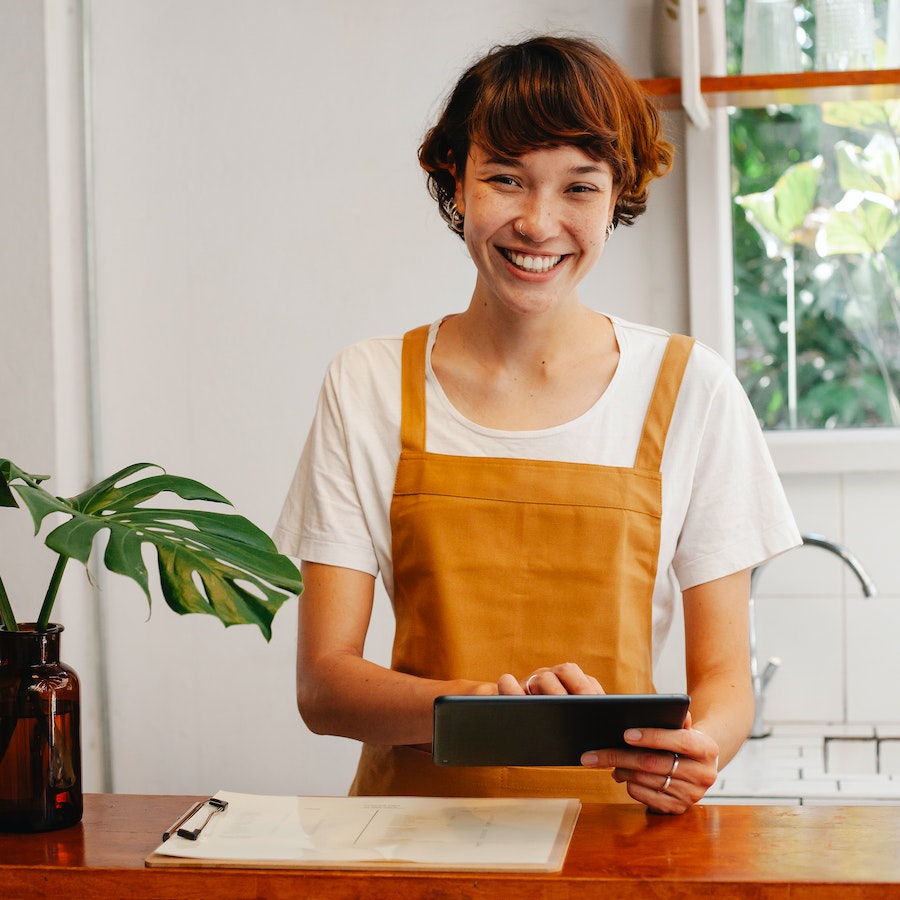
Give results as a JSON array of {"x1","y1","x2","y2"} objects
[{"x1": 503, "y1": 250, "x2": 562, "y2": 272}]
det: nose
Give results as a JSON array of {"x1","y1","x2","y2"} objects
[{"x1": 516, "y1": 192, "x2": 560, "y2": 243}]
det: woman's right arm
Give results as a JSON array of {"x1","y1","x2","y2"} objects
[{"x1": 296, "y1": 560, "x2": 496, "y2": 747}]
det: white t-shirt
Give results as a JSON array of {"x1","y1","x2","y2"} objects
[{"x1": 274, "y1": 316, "x2": 801, "y2": 661}]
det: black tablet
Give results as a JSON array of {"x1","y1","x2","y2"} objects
[{"x1": 432, "y1": 693, "x2": 690, "y2": 767}]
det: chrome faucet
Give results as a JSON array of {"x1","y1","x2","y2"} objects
[{"x1": 748, "y1": 533, "x2": 876, "y2": 739}]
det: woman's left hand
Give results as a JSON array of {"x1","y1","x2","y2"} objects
[{"x1": 580, "y1": 712, "x2": 720, "y2": 814}]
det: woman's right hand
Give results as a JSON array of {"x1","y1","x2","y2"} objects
[{"x1": 497, "y1": 662, "x2": 605, "y2": 696}]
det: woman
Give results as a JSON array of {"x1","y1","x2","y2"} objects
[{"x1": 275, "y1": 35, "x2": 800, "y2": 813}]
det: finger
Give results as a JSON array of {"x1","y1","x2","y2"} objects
[
  {"x1": 588, "y1": 747, "x2": 679, "y2": 778},
  {"x1": 497, "y1": 673, "x2": 526, "y2": 695},
  {"x1": 623, "y1": 727, "x2": 715, "y2": 765},
  {"x1": 525, "y1": 670, "x2": 569, "y2": 695},
  {"x1": 548, "y1": 662, "x2": 605, "y2": 695},
  {"x1": 632, "y1": 777, "x2": 692, "y2": 815},
  {"x1": 607, "y1": 763, "x2": 696, "y2": 815}
]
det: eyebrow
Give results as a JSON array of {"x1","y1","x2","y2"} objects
[{"x1": 483, "y1": 155, "x2": 607, "y2": 177}]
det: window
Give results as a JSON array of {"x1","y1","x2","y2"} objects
[{"x1": 726, "y1": 1, "x2": 900, "y2": 432}]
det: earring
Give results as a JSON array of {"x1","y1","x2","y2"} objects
[
  {"x1": 446, "y1": 199, "x2": 465, "y2": 234},
  {"x1": 605, "y1": 222, "x2": 615, "y2": 241}
]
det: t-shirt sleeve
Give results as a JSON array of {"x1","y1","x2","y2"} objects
[
  {"x1": 272, "y1": 358, "x2": 381, "y2": 576},
  {"x1": 671, "y1": 364, "x2": 802, "y2": 590}
]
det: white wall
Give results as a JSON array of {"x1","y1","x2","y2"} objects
[
  {"x1": 4, "y1": 0, "x2": 895, "y2": 800},
  {"x1": 4, "y1": 0, "x2": 686, "y2": 797},
  {"x1": 0, "y1": 0, "x2": 106, "y2": 787}
]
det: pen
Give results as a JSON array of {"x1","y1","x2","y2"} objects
[{"x1": 162, "y1": 797, "x2": 228, "y2": 841}]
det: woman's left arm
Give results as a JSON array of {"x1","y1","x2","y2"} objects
[
  {"x1": 582, "y1": 568, "x2": 753, "y2": 813},
  {"x1": 682, "y1": 567, "x2": 754, "y2": 770}
]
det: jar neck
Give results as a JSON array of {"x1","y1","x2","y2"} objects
[{"x1": 0, "y1": 624, "x2": 63, "y2": 667}]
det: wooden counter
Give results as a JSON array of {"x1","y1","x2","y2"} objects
[{"x1": 1, "y1": 794, "x2": 899, "y2": 898}]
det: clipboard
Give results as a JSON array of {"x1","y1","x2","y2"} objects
[
  {"x1": 432, "y1": 693, "x2": 690, "y2": 766},
  {"x1": 146, "y1": 791, "x2": 581, "y2": 873}
]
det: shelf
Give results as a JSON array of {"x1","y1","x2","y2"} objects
[{"x1": 641, "y1": 69, "x2": 900, "y2": 108}]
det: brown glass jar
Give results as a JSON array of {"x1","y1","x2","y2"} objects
[{"x1": 0, "y1": 624, "x2": 82, "y2": 832}]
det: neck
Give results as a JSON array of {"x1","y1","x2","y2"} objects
[{"x1": 448, "y1": 302, "x2": 606, "y2": 373}]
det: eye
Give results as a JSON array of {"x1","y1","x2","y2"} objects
[
  {"x1": 567, "y1": 183, "x2": 599, "y2": 195},
  {"x1": 487, "y1": 175, "x2": 520, "y2": 188}
]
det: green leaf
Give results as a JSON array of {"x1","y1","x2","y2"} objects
[
  {"x1": 822, "y1": 100, "x2": 900, "y2": 136},
  {"x1": 0, "y1": 460, "x2": 302, "y2": 639},
  {"x1": 0, "y1": 461, "x2": 18, "y2": 509},
  {"x1": 736, "y1": 157, "x2": 823, "y2": 254},
  {"x1": 835, "y1": 137, "x2": 900, "y2": 200},
  {"x1": 815, "y1": 193, "x2": 900, "y2": 256},
  {"x1": 0, "y1": 459, "x2": 49, "y2": 509}
]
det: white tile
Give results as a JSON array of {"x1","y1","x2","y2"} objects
[
  {"x1": 715, "y1": 726, "x2": 900, "y2": 803},
  {"x1": 725, "y1": 758, "x2": 802, "y2": 780},
  {"x1": 836, "y1": 777, "x2": 900, "y2": 799},
  {"x1": 775, "y1": 475, "x2": 843, "y2": 597},
  {"x1": 843, "y1": 472, "x2": 900, "y2": 597},
  {"x1": 769, "y1": 722, "x2": 844, "y2": 737},
  {"x1": 717, "y1": 777, "x2": 839, "y2": 799},
  {"x1": 738, "y1": 736, "x2": 804, "y2": 757},
  {"x1": 811, "y1": 724, "x2": 875, "y2": 738},
  {"x1": 825, "y1": 738, "x2": 879, "y2": 775},
  {"x1": 846, "y1": 599, "x2": 900, "y2": 721},
  {"x1": 878, "y1": 739, "x2": 900, "y2": 776},
  {"x1": 754, "y1": 595, "x2": 844, "y2": 723}
]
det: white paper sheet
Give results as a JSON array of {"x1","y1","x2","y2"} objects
[{"x1": 148, "y1": 791, "x2": 581, "y2": 872}]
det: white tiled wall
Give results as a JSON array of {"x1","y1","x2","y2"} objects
[
  {"x1": 655, "y1": 471, "x2": 900, "y2": 728},
  {"x1": 777, "y1": 472, "x2": 900, "y2": 725}
]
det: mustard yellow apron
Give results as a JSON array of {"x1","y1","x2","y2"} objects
[{"x1": 350, "y1": 324, "x2": 695, "y2": 800}]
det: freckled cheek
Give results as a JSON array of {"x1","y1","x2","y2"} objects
[{"x1": 572, "y1": 227, "x2": 604, "y2": 255}]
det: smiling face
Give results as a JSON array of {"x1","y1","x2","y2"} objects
[{"x1": 454, "y1": 144, "x2": 617, "y2": 319}]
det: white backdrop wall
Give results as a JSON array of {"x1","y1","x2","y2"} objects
[{"x1": 2, "y1": 0, "x2": 690, "y2": 796}]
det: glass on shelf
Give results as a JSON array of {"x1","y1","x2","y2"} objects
[
  {"x1": 815, "y1": 0, "x2": 876, "y2": 71},
  {"x1": 742, "y1": 0, "x2": 804, "y2": 74}
]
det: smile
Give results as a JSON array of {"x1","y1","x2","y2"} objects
[{"x1": 500, "y1": 249, "x2": 564, "y2": 273}]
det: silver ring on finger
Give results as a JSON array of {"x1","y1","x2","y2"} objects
[
  {"x1": 668, "y1": 752, "x2": 679, "y2": 777},
  {"x1": 659, "y1": 774, "x2": 672, "y2": 793},
  {"x1": 525, "y1": 674, "x2": 540, "y2": 695}
]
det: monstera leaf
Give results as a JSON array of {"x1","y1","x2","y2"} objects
[
  {"x1": 814, "y1": 191, "x2": 900, "y2": 256},
  {"x1": 736, "y1": 156, "x2": 824, "y2": 257},
  {"x1": 834, "y1": 136, "x2": 900, "y2": 201},
  {"x1": 0, "y1": 459, "x2": 301, "y2": 639},
  {"x1": 822, "y1": 100, "x2": 900, "y2": 137}
]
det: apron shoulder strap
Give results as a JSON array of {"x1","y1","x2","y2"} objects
[
  {"x1": 400, "y1": 324, "x2": 430, "y2": 452},
  {"x1": 634, "y1": 333, "x2": 696, "y2": 472}
]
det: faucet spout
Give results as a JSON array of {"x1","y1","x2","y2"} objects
[
  {"x1": 799, "y1": 533, "x2": 877, "y2": 597},
  {"x1": 747, "y1": 533, "x2": 877, "y2": 739}
]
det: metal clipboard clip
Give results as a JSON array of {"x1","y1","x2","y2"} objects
[{"x1": 162, "y1": 796, "x2": 229, "y2": 841}]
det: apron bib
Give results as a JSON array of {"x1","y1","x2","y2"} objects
[{"x1": 350, "y1": 324, "x2": 694, "y2": 800}]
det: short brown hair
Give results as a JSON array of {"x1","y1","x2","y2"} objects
[{"x1": 418, "y1": 35, "x2": 674, "y2": 236}]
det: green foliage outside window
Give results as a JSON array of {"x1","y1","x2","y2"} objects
[{"x1": 726, "y1": 0, "x2": 900, "y2": 429}]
